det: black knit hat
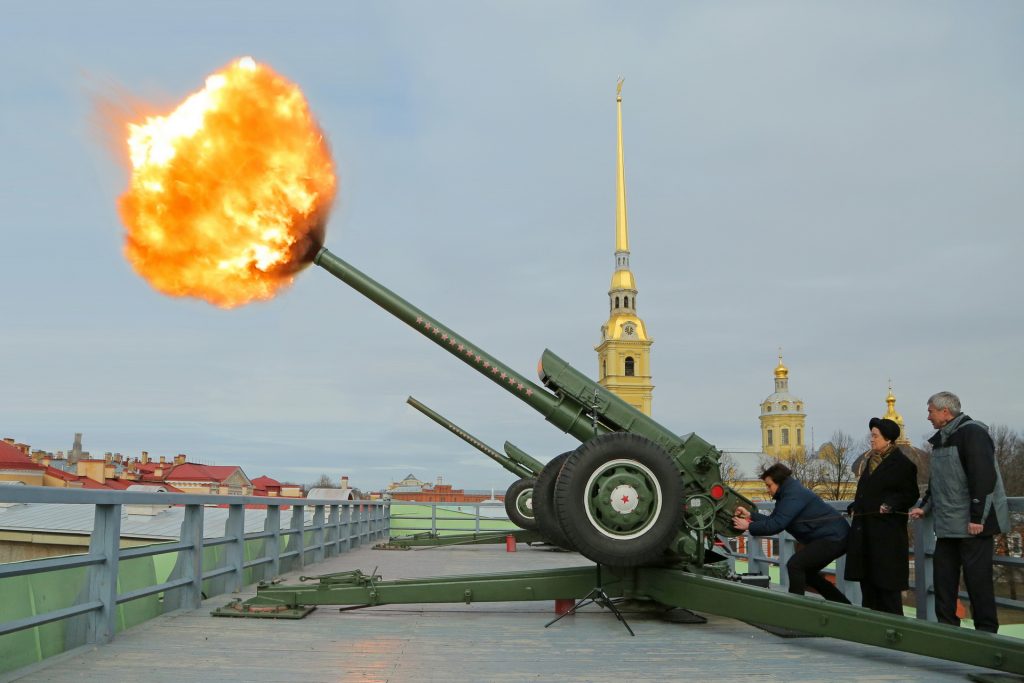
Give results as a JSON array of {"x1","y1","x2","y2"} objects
[{"x1": 869, "y1": 417, "x2": 901, "y2": 443}]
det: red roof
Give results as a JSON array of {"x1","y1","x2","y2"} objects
[
  {"x1": 163, "y1": 463, "x2": 240, "y2": 483},
  {"x1": 0, "y1": 441, "x2": 44, "y2": 470},
  {"x1": 251, "y1": 475, "x2": 281, "y2": 487}
]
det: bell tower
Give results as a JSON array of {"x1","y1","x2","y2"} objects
[{"x1": 596, "y1": 79, "x2": 654, "y2": 415}]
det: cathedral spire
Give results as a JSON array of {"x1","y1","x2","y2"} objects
[
  {"x1": 615, "y1": 77, "x2": 630, "y2": 257},
  {"x1": 597, "y1": 78, "x2": 653, "y2": 416}
]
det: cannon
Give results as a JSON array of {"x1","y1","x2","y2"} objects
[
  {"x1": 212, "y1": 244, "x2": 1024, "y2": 677},
  {"x1": 315, "y1": 246, "x2": 750, "y2": 568},
  {"x1": 406, "y1": 396, "x2": 540, "y2": 531}
]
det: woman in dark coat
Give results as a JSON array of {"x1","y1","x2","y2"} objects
[{"x1": 844, "y1": 417, "x2": 919, "y2": 614}]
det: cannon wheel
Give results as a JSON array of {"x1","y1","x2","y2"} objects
[
  {"x1": 554, "y1": 433, "x2": 683, "y2": 567},
  {"x1": 503, "y1": 477, "x2": 538, "y2": 531},
  {"x1": 532, "y1": 452, "x2": 576, "y2": 550}
]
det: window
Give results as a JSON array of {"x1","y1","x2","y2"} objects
[
  {"x1": 797, "y1": 428, "x2": 802, "y2": 445},
  {"x1": 602, "y1": 360, "x2": 606, "y2": 378},
  {"x1": 782, "y1": 428, "x2": 790, "y2": 446},
  {"x1": 766, "y1": 405, "x2": 772, "y2": 413},
  {"x1": 615, "y1": 296, "x2": 620, "y2": 308},
  {"x1": 624, "y1": 356, "x2": 635, "y2": 376},
  {"x1": 767, "y1": 430, "x2": 774, "y2": 446},
  {"x1": 782, "y1": 405, "x2": 788, "y2": 411}
]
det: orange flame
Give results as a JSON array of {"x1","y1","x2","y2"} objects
[{"x1": 118, "y1": 57, "x2": 336, "y2": 308}]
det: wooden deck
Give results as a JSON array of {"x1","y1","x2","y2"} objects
[{"x1": 9, "y1": 542, "x2": 994, "y2": 682}]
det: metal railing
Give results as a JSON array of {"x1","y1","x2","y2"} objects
[
  {"x1": 0, "y1": 486, "x2": 389, "y2": 653},
  {"x1": 388, "y1": 500, "x2": 515, "y2": 536},
  {"x1": 726, "y1": 497, "x2": 1024, "y2": 622}
]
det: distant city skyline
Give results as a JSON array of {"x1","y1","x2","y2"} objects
[{"x1": 2, "y1": 3, "x2": 1021, "y2": 489}]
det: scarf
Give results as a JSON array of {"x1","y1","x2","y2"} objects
[{"x1": 867, "y1": 443, "x2": 896, "y2": 474}]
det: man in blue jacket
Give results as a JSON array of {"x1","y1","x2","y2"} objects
[{"x1": 734, "y1": 463, "x2": 851, "y2": 603}]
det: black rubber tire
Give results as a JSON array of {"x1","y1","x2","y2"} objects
[
  {"x1": 554, "y1": 433, "x2": 683, "y2": 567},
  {"x1": 533, "y1": 451, "x2": 576, "y2": 550},
  {"x1": 504, "y1": 477, "x2": 538, "y2": 530}
]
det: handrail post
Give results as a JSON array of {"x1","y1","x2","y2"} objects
[
  {"x1": 328, "y1": 504, "x2": 340, "y2": 557},
  {"x1": 341, "y1": 503, "x2": 352, "y2": 551},
  {"x1": 778, "y1": 532, "x2": 794, "y2": 592},
  {"x1": 181, "y1": 504, "x2": 204, "y2": 609},
  {"x1": 265, "y1": 505, "x2": 281, "y2": 578},
  {"x1": 312, "y1": 505, "x2": 325, "y2": 564},
  {"x1": 431, "y1": 504, "x2": 438, "y2": 535},
  {"x1": 914, "y1": 515, "x2": 936, "y2": 621},
  {"x1": 86, "y1": 503, "x2": 121, "y2": 644},
  {"x1": 226, "y1": 504, "x2": 245, "y2": 592},
  {"x1": 290, "y1": 504, "x2": 305, "y2": 569}
]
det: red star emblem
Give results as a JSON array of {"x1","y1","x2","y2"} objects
[
  {"x1": 525, "y1": 389, "x2": 533, "y2": 396},
  {"x1": 517, "y1": 383, "x2": 524, "y2": 390},
  {"x1": 423, "y1": 322, "x2": 432, "y2": 331},
  {"x1": 448, "y1": 338, "x2": 456, "y2": 346},
  {"x1": 621, "y1": 495, "x2": 630, "y2": 504},
  {"x1": 457, "y1": 344, "x2": 464, "y2": 352},
  {"x1": 475, "y1": 355, "x2": 482, "y2": 363},
  {"x1": 491, "y1": 367, "x2": 499, "y2": 374},
  {"x1": 500, "y1": 372, "x2": 507, "y2": 380},
  {"x1": 441, "y1": 333, "x2": 448, "y2": 341},
  {"x1": 483, "y1": 362, "x2": 490, "y2": 368},
  {"x1": 433, "y1": 328, "x2": 441, "y2": 336},
  {"x1": 416, "y1": 316, "x2": 423, "y2": 324}
]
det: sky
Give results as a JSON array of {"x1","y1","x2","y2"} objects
[{"x1": 2, "y1": 2, "x2": 1022, "y2": 491}]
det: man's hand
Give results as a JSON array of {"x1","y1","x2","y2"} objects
[
  {"x1": 968, "y1": 522, "x2": 983, "y2": 536},
  {"x1": 733, "y1": 516, "x2": 751, "y2": 531},
  {"x1": 908, "y1": 507, "x2": 925, "y2": 519},
  {"x1": 734, "y1": 505, "x2": 751, "y2": 520},
  {"x1": 879, "y1": 503, "x2": 892, "y2": 514}
]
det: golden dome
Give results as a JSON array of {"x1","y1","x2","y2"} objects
[
  {"x1": 774, "y1": 351, "x2": 788, "y2": 379},
  {"x1": 610, "y1": 269, "x2": 636, "y2": 291}
]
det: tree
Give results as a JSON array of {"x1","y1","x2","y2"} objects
[
  {"x1": 817, "y1": 430, "x2": 861, "y2": 501},
  {"x1": 307, "y1": 473, "x2": 339, "y2": 491},
  {"x1": 718, "y1": 451, "x2": 740, "y2": 488},
  {"x1": 990, "y1": 424, "x2": 1024, "y2": 497},
  {"x1": 757, "y1": 446, "x2": 825, "y2": 495}
]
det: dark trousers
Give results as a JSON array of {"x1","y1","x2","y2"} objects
[
  {"x1": 934, "y1": 535, "x2": 998, "y2": 633},
  {"x1": 861, "y1": 582, "x2": 904, "y2": 615},
  {"x1": 786, "y1": 537, "x2": 851, "y2": 604}
]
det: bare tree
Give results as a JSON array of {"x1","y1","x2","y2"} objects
[
  {"x1": 718, "y1": 451, "x2": 740, "y2": 488},
  {"x1": 991, "y1": 424, "x2": 1024, "y2": 497},
  {"x1": 307, "y1": 473, "x2": 339, "y2": 491},
  {"x1": 817, "y1": 430, "x2": 861, "y2": 501},
  {"x1": 758, "y1": 446, "x2": 825, "y2": 495}
]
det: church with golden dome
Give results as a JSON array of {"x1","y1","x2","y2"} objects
[
  {"x1": 759, "y1": 351, "x2": 807, "y2": 459},
  {"x1": 595, "y1": 80, "x2": 654, "y2": 415}
]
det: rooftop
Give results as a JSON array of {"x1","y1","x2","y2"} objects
[{"x1": 11, "y1": 541, "x2": 996, "y2": 682}]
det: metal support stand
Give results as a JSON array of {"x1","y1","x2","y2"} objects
[{"x1": 544, "y1": 565, "x2": 635, "y2": 636}]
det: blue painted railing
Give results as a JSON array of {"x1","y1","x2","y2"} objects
[{"x1": 0, "y1": 486, "x2": 388, "y2": 652}]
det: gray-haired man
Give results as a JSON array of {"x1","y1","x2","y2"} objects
[{"x1": 909, "y1": 391, "x2": 1009, "y2": 632}]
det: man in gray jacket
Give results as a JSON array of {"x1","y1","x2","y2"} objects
[{"x1": 910, "y1": 391, "x2": 1009, "y2": 633}]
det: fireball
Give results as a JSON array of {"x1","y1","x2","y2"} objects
[{"x1": 118, "y1": 57, "x2": 336, "y2": 308}]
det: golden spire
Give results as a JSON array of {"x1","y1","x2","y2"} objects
[
  {"x1": 883, "y1": 379, "x2": 911, "y2": 444},
  {"x1": 774, "y1": 347, "x2": 789, "y2": 379},
  {"x1": 615, "y1": 77, "x2": 629, "y2": 254}
]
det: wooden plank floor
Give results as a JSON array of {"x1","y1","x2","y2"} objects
[{"x1": 10, "y1": 541, "x2": 994, "y2": 682}]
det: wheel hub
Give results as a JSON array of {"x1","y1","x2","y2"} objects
[{"x1": 583, "y1": 459, "x2": 663, "y2": 540}]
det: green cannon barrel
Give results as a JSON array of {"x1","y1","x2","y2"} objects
[
  {"x1": 406, "y1": 396, "x2": 534, "y2": 480},
  {"x1": 502, "y1": 442, "x2": 543, "y2": 476},
  {"x1": 314, "y1": 246, "x2": 752, "y2": 551},
  {"x1": 315, "y1": 247, "x2": 607, "y2": 441}
]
